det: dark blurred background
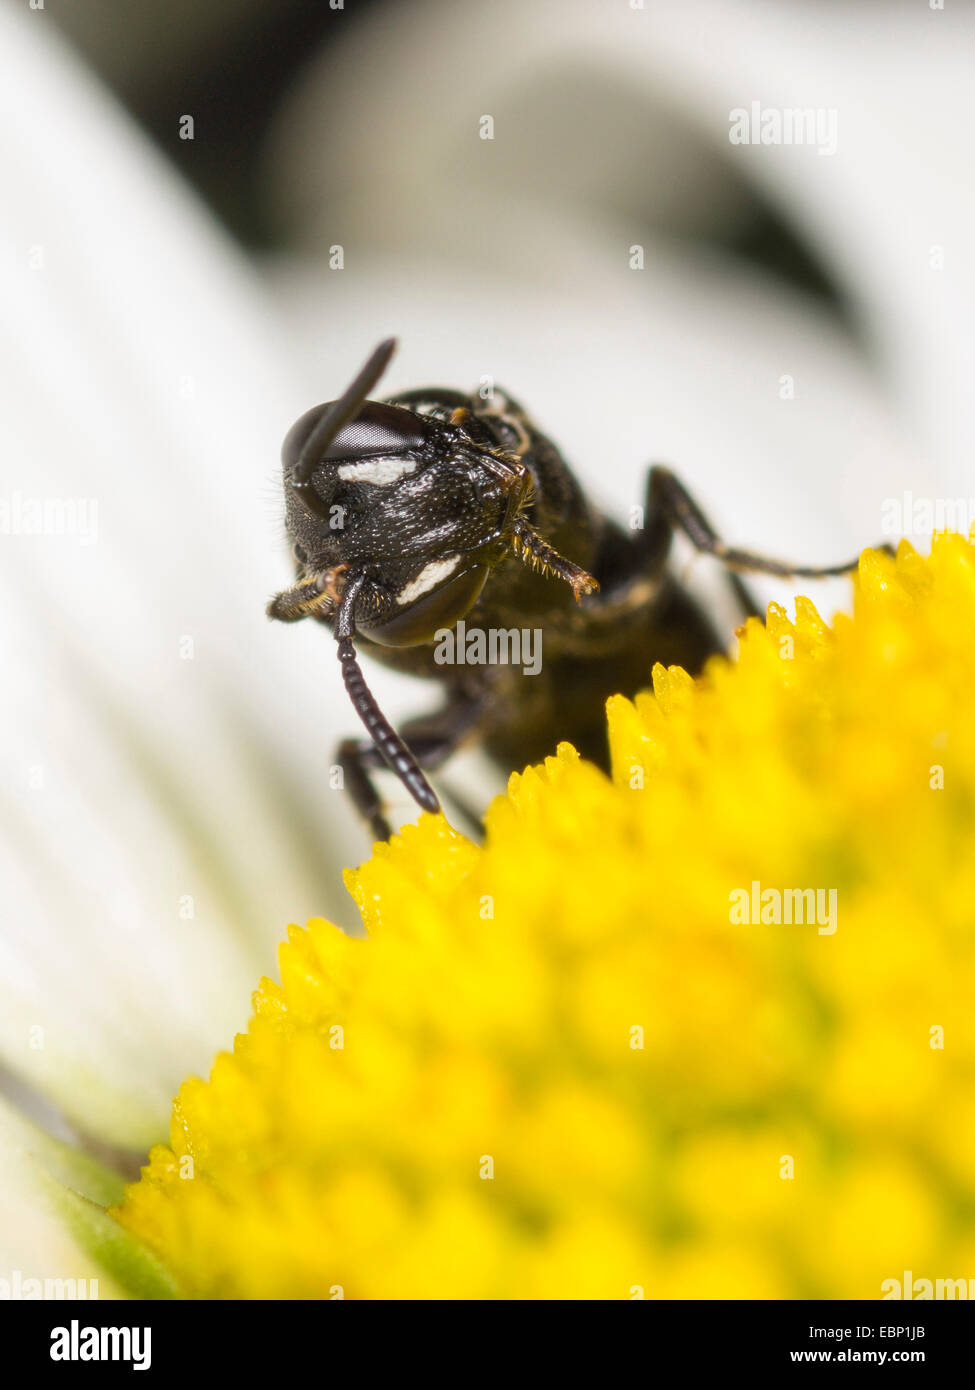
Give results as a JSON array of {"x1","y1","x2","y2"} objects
[{"x1": 48, "y1": 0, "x2": 844, "y2": 312}]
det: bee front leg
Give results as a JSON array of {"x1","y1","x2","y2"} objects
[
  {"x1": 337, "y1": 737, "x2": 397, "y2": 843},
  {"x1": 267, "y1": 565, "x2": 348, "y2": 623}
]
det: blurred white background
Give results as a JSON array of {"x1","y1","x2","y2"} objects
[{"x1": 1, "y1": 0, "x2": 973, "y2": 1161}]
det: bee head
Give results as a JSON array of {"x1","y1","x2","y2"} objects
[{"x1": 281, "y1": 345, "x2": 529, "y2": 646}]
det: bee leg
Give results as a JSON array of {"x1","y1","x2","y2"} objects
[
  {"x1": 337, "y1": 738, "x2": 396, "y2": 843},
  {"x1": 726, "y1": 573, "x2": 765, "y2": 622},
  {"x1": 268, "y1": 564, "x2": 351, "y2": 623},
  {"x1": 338, "y1": 696, "x2": 487, "y2": 843},
  {"x1": 267, "y1": 577, "x2": 331, "y2": 622},
  {"x1": 646, "y1": 465, "x2": 890, "y2": 580},
  {"x1": 510, "y1": 520, "x2": 599, "y2": 601},
  {"x1": 636, "y1": 476, "x2": 765, "y2": 618}
]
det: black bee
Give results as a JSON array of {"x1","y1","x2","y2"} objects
[{"x1": 269, "y1": 339, "x2": 864, "y2": 841}]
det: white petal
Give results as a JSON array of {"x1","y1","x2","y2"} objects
[
  {"x1": 0, "y1": 1094, "x2": 177, "y2": 1299},
  {"x1": 0, "y1": 9, "x2": 367, "y2": 1149}
]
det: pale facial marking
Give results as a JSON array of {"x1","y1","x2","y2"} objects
[
  {"x1": 396, "y1": 556, "x2": 461, "y2": 606},
  {"x1": 337, "y1": 457, "x2": 418, "y2": 486}
]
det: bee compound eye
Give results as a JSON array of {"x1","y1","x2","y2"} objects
[{"x1": 283, "y1": 401, "x2": 428, "y2": 472}]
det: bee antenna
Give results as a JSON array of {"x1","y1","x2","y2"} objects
[
  {"x1": 292, "y1": 337, "x2": 398, "y2": 487},
  {"x1": 334, "y1": 570, "x2": 440, "y2": 818}
]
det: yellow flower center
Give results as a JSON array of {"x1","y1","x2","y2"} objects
[{"x1": 114, "y1": 535, "x2": 975, "y2": 1299}]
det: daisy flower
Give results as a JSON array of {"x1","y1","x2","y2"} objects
[{"x1": 113, "y1": 535, "x2": 975, "y2": 1299}]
